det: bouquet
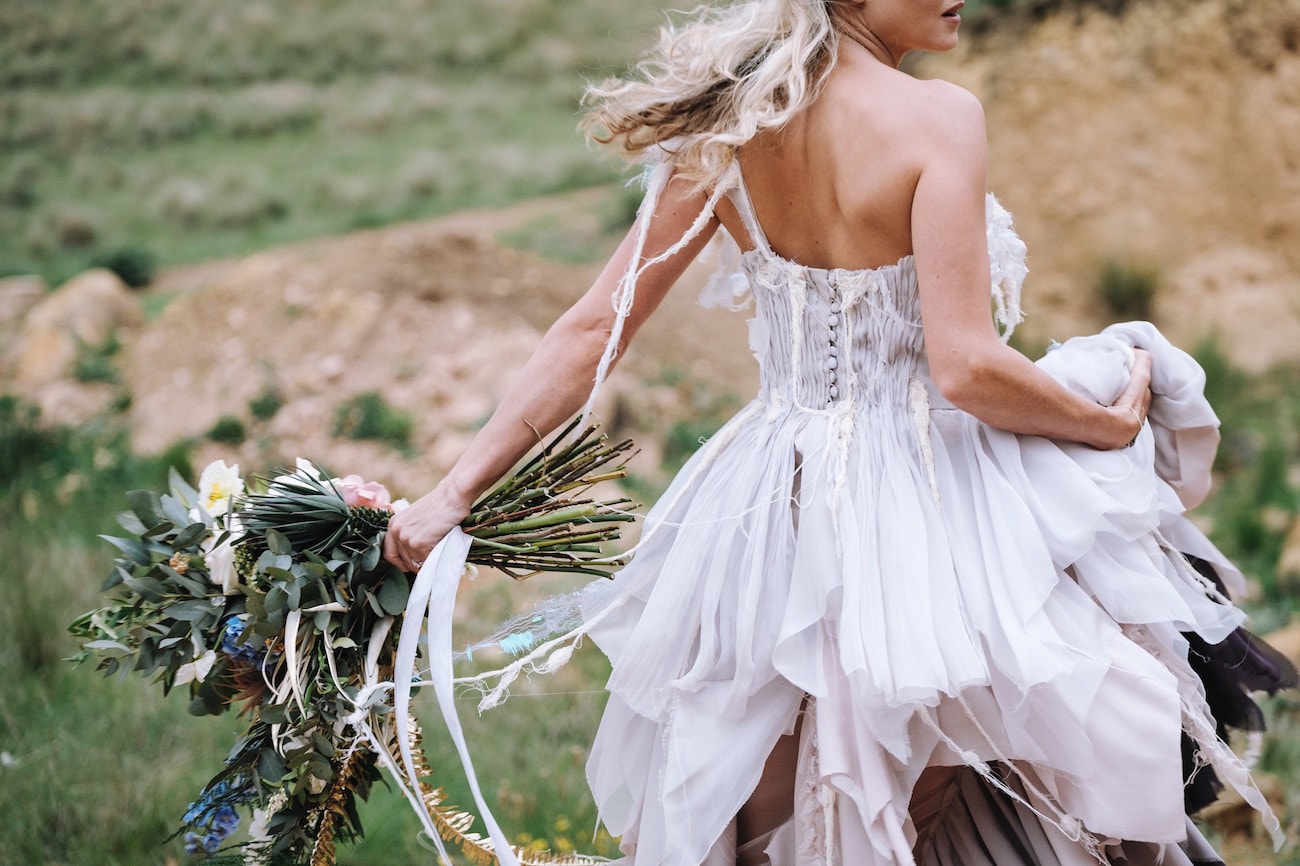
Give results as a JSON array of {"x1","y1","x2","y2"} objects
[{"x1": 69, "y1": 421, "x2": 634, "y2": 865}]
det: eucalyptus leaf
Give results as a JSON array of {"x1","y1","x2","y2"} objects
[
  {"x1": 265, "y1": 585, "x2": 288, "y2": 613},
  {"x1": 307, "y1": 760, "x2": 334, "y2": 782},
  {"x1": 258, "y1": 748, "x2": 288, "y2": 782},
  {"x1": 311, "y1": 732, "x2": 336, "y2": 757},
  {"x1": 159, "y1": 494, "x2": 192, "y2": 530},
  {"x1": 168, "y1": 466, "x2": 199, "y2": 507},
  {"x1": 250, "y1": 619, "x2": 282, "y2": 638},
  {"x1": 170, "y1": 599, "x2": 219, "y2": 622},
  {"x1": 101, "y1": 565, "x2": 128, "y2": 590},
  {"x1": 266, "y1": 529, "x2": 293, "y2": 555},
  {"x1": 170, "y1": 571, "x2": 212, "y2": 598},
  {"x1": 245, "y1": 593, "x2": 267, "y2": 619},
  {"x1": 84, "y1": 639, "x2": 130, "y2": 652},
  {"x1": 173, "y1": 522, "x2": 209, "y2": 549},
  {"x1": 121, "y1": 574, "x2": 166, "y2": 603},
  {"x1": 377, "y1": 571, "x2": 409, "y2": 615},
  {"x1": 364, "y1": 589, "x2": 384, "y2": 618},
  {"x1": 100, "y1": 534, "x2": 152, "y2": 566},
  {"x1": 126, "y1": 489, "x2": 163, "y2": 529},
  {"x1": 115, "y1": 509, "x2": 149, "y2": 535},
  {"x1": 263, "y1": 566, "x2": 294, "y2": 583}
]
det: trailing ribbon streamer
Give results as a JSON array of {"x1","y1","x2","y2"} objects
[{"x1": 393, "y1": 527, "x2": 521, "y2": 866}]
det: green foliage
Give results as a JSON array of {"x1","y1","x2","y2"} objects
[
  {"x1": 1189, "y1": 344, "x2": 1300, "y2": 602},
  {"x1": 660, "y1": 382, "x2": 742, "y2": 474},
  {"x1": 206, "y1": 413, "x2": 248, "y2": 445},
  {"x1": 332, "y1": 391, "x2": 413, "y2": 451},
  {"x1": 249, "y1": 386, "x2": 285, "y2": 421},
  {"x1": 1096, "y1": 259, "x2": 1158, "y2": 321},
  {"x1": 71, "y1": 330, "x2": 122, "y2": 384},
  {"x1": 93, "y1": 244, "x2": 157, "y2": 288}
]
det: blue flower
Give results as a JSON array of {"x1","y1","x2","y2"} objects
[
  {"x1": 220, "y1": 616, "x2": 271, "y2": 664},
  {"x1": 182, "y1": 779, "x2": 253, "y2": 854}
]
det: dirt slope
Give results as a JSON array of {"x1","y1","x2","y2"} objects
[
  {"x1": 918, "y1": 0, "x2": 1300, "y2": 369},
  {"x1": 123, "y1": 188, "x2": 750, "y2": 494}
]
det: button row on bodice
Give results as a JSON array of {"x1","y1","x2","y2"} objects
[{"x1": 826, "y1": 274, "x2": 842, "y2": 408}]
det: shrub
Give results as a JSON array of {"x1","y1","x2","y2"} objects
[
  {"x1": 71, "y1": 331, "x2": 121, "y2": 384},
  {"x1": 0, "y1": 396, "x2": 68, "y2": 491},
  {"x1": 92, "y1": 244, "x2": 157, "y2": 288},
  {"x1": 248, "y1": 386, "x2": 284, "y2": 421},
  {"x1": 206, "y1": 414, "x2": 247, "y2": 445},
  {"x1": 333, "y1": 391, "x2": 413, "y2": 451},
  {"x1": 246, "y1": 384, "x2": 283, "y2": 423},
  {"x1": 1096, "y1": 259, "x2": 1157, "y2": 321}
]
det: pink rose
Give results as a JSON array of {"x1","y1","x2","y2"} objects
[{"x1": 334, "y1": 474, "x2": 394, "y2": 511}]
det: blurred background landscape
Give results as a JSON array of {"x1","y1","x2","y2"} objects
[{"x1": 2, "y1": 0, "x2": 1300, "y2": 862}]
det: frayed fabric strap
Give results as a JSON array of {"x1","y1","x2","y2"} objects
[
  {"x1": 393, "y1": 528, "x2": 521, "y2": 865},
  {"x1": 580, "y1": 160, "x2": 736, "y2": 423}
]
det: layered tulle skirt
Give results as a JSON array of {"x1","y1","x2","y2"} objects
[{"x1": 574, "y1": 325, "x2": 1291, "y2": 864}]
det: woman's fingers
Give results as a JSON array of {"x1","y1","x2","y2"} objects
[
  {"x1": 383, "y1": 514, "x2": 425, "y2": 573},
  {"x1": 382, "y1": 489, "x2": 468, "y2": 573},
  {"x1": 1116, "y1": 348, "x2": 1153, "y2": 418}
]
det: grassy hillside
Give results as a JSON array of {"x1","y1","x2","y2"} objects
[
  {"x1": 0, "y1": 0, "x2": 1070, "y2": 287},
  {"x1": 0, "y1": 0, "x2": 679, "y2": 285}
]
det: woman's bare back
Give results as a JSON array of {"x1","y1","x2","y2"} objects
[{"x1": 716, "y1": 47, "x2": 968, "y2": 272}]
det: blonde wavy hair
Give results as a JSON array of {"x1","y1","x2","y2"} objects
[{"x1": 582, "y1": 0, "x2": 840, "y2": 190}]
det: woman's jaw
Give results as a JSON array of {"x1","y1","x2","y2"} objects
[{"x1": 833, "y1": 0, "x2": 964, "y2": 68}]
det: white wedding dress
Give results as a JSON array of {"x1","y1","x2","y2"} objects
[{"x1": 552, "y1": 161, "x2": 1288, "y2": 865}]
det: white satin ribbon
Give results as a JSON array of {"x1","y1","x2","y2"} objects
[{"x1": 392, "y1": 527, "x2": 520, "y2": 865}]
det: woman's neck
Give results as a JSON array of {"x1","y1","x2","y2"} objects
[{"x1": 834, "y1": 16, "x2": 901, "y2": 69}]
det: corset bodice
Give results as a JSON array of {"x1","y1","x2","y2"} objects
[{"x1": 742, "y1": 251, "x2": 926, "y2": 412}]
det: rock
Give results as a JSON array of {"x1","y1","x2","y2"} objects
[
  {"x1": 25, "y1": 268, "x2": 141, "y2": 345},
  {"x1": 29, "y1": 380, "x2": 119, "y2": 428},
  {"x1": 1157, "y1": 247, "x2": 1300, "y2": 373},
  {"x1": 3, "y1": 268, "x2": 141, "y2": 393},
  {"x1": 0, "y1": 275, "x2": 47, "y2": 331}
]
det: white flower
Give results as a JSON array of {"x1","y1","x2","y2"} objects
[
  {"x1": 203, "y1": 512, "x2": 245, "y2": 595},
  {"x1": 175, "y1": 649, "x2": 217, "y2": 685},
  {"x1": 198, "y1": 460, "x2": 244, "y2": 519},
  {"x1": 294, "y1": 457, "x2": 326, "y2": 482},
  {"x1": 269, "y1": 458, "x2": 328, "y2": 494}
]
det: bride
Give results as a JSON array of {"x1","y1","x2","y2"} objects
[{"x1": 384, "y1": 0, "x2": 1287, "y2": 862}]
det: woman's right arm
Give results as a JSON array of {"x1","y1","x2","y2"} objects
[
  {"x1": 382, "y1": 174, "x2": 720, "y2": 572},
  {"x1": 910, "y1": 83, "x2": 1149, "y2": 451}
]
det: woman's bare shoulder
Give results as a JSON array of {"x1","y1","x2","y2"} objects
[{"x1": 877, "y1": 77, "x2": 987, "y2": 161}]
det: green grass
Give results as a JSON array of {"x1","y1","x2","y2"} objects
[
  {"x1": 0, "y1": 0, "x2": 1088, "y2": 287},
  {"x1": 0, "y1": 0, "x2": 673, "y2": 285}
]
